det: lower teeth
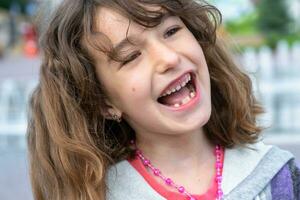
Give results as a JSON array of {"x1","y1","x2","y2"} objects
[
  {"x1": 172, "y1": 91, "x2": 196, "y2": 108},
  {"x1": 190, "y1": 91, "x2": 195, "y2": 98},
  {"x1": 174, "y1": 103, "x2": 180, "y2": 108}
]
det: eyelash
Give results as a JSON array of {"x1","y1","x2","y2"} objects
[
  {"x1": 122, "y1": 51, "x2": 142, "y2": 66},
  {"x1": 164, "y1": 26, "x2": 182, "y2": 38},
  {"x1": 121, "y1": 26, "x2": 182, "y2": 66}
]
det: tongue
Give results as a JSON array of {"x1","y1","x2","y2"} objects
[{"x1": 159, "y1": 86, "x2": 190, "y2": 105}]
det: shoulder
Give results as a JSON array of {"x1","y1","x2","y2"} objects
[
  {"x1": 223, "y1": 141, "x2": 296, "y2": 200},
  {"x1": 106, "y1": 160, "x2": 165, "y2": 200},
  {"x1": 271, "y1": 158, "x2": 300, "y2": 200}
]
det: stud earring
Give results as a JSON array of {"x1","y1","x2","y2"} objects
[{"x1": 112, "y1": 114, "x2": 122, "y2": 123}]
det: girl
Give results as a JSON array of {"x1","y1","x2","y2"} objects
[{"x1": 27, "y1": 0, "x2": 300, "y2": 199}]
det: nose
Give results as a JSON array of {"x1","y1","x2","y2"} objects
[{"x1": 149, "y1": 40, "x2": 181, "y2": 73}]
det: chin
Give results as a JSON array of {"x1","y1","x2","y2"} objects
[{"x1": 167, "y1": 110, "x2": 211, "y2": 134}]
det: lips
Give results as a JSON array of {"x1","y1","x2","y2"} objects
[
  {"x1": 158, "y1": 71, "x2": 194, "y2": 98},
  {"x1": 157, "y1": 71, "x2": 197, "y2": 107}
]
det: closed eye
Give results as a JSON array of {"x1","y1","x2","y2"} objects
[
  {"x1": 121, "y1": 51, "x2": 141, "y2": 66},
  {"x1": 120, "y1": 26, "x2": 181, "y2": 66},
  {"x1": 164, "y1": 26, "x2": 182, "y2": 38}
]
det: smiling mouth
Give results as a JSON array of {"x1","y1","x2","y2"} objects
[{"x1": 157, "y1": 73, "x2": 197, "y2": 108}]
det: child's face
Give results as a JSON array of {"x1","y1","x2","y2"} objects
[{"x1": 93, "y1": 7, "x2": 211, "y2": 136}]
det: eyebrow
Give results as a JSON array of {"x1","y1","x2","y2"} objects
[
  {"x1": 111, "y1": 34, "x2": 142, "y2": 56},
  {"x1": 111, "y1": 12, "x2": 173, "y2": 54}
]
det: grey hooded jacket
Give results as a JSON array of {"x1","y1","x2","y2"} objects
[{"x1": 106, "y1": 142, "x2": 300, "y2": 200}]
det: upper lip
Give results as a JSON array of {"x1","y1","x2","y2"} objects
[{"x1": 158, "y1": 70, "x2": 193, "y2": 98}]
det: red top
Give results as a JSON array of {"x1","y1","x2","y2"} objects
[{"x1": 128, "y1": 148, "x2": 224, "y2": 200}]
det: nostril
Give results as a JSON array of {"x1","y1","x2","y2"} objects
[{"x1": 154, "y1": 48, "x2": 181, "y2": 73}]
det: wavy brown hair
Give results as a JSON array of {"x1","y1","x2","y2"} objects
[{"x1": 27, "y1": 0, "x2": 264, "y2": 199}]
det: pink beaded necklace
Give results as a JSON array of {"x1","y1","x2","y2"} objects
[{"x1": 130, "y1": 140, "x2": 224, "y2": 200}]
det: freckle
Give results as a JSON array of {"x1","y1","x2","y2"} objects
[{"x1": 132, "y1": 87, "x2": 136, "y2": 92}]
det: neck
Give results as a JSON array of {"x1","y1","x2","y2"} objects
[{"x1": 135, "y1": 129, "x2": 215, "y2": 173}]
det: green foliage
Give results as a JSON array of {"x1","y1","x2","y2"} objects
[
  {"x1": 0, "y1": 0, "x2": 28, "y2": 13},
  {"x1": 225, "y1": 12, "x2": 259, "y2": 35},
  {"x1": 279, "y1": 33, "x2": 300, "y2": 46},
  {"x1": 257, "y1": 0, "x2": 294, "y2": 48}
]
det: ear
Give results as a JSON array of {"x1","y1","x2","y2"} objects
[{"x1": 102, "y1": 100, "x2": 122, "y2": 120}]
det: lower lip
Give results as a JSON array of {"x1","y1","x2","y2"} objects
[{"x1": 159, "y1": 75, "x2": 201, "y2": 112}]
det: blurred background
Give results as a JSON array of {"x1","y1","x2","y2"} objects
[{"x1": 0, "y1": 0, "x2": 299, "y2": 199}]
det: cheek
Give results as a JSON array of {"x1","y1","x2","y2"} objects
[
  {"x1": 192, "y1": 46, "x2": 207, "y2": 67},
  {"x1": 183, "y1": 30, "x2": 208, "y2": 65},
  {"x1": 125, "y1": 69, "x2": 151, "y2": 97},
  {"x1": 119, "y1": 76, "x2": 150, "y2": 104}
]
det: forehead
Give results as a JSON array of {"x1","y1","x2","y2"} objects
[{"x1": 95, "y1": 7, "x2": 145, "y2": 45}]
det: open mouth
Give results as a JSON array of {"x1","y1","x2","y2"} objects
[{"x1": 157, "y1": 72, "x2": 197, "y2": 108}]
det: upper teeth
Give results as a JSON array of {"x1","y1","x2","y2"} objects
[{"x1": 160, "y1": 73, "x2": 192, "y2": 97}]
